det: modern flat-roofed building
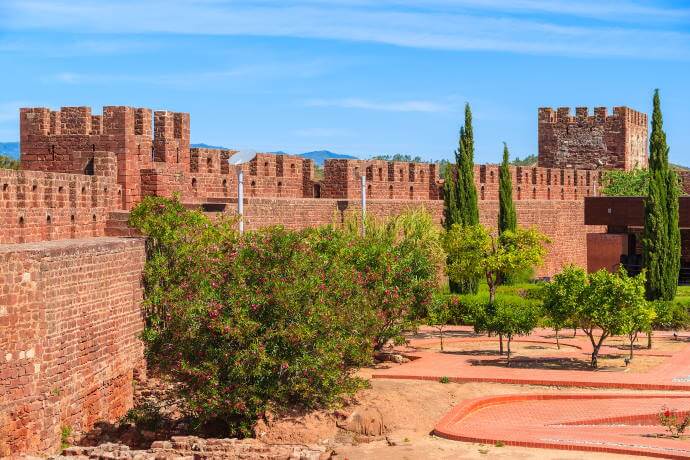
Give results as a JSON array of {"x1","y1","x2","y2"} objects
[{"x1": 584, "y1": 196, "x2": 690, "y2": 283}]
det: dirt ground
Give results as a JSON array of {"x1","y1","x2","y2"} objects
[{"x1": 258, "y1": 370, "x2": 669, "y2": 459}]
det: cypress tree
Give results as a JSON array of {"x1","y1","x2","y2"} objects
[
  {"x1": 643, "y1": 89, "x2": 681, "y2": 301},
  {"x1": 498, "y1": 142, "x2": 517, "y2": 235},
  {"x1": 447, "y1": 103, "x2": 480, "y2": 293},
  {"x1": 456, "y1": 104, "x2": 480, "y2": 226},
  {"x1": 443, "y1": 164, "x2": 459, "y2": 229}
]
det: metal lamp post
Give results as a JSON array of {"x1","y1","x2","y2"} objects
[
  {"x1": 237, "y1": 167, "x2": 244, "y2": 234},
  {"x1": 361, "y1": 172, "x2": 366, "y2": 237},
  {"x1": 228, "y1": 150, "x2": 257, "y2": 235}
]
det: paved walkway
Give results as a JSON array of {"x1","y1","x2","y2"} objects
[
  {"x1": 434, "y1": 394, "x2": 690, "y2": 459},
  {"x1": 373, "y1": 327, "x2": 690, "y2": 390},
  {"x1": 372, "y1": 327, "x2": 690, "y2": 458}
]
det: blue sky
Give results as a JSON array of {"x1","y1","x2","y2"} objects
[{"x1": 1, "y1": 0, "x2": 689, "y2": 164}]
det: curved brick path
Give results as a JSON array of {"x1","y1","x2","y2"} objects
[
  {"x1": 433, "y1": 394, "x2": 690, "y2": 459},
  {"x1": 372, "y1": 328, "x2": 690, "y2": 457}
]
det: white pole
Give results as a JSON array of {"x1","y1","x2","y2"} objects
[
  {"x1": 361, "y1": 174, "x2": 366, "y2": 237},
  {"x1": 238, "y1": 168, "x2": 244, "y2": 235}
]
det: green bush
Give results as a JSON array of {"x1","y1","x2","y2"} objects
[
  {"x1": 652, "y1": 300, "x2": 690, "y2": 331},
  {"x1": 129, "y1": 197, "x2": 441, "y2": 435},
  {"x1": 342, "y1": 209, "x2": 444, "y2": 347},
  {"x1": 0, "y1": 154, "x2": 19, "y2": 170}
]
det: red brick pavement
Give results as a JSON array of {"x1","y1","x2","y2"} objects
[
  {"x1": 373, "y1": 327, "x2": 690, "y2": 390},
  {"x1": 434, "y1": 394, "x2": 690, "y2": 459},
  {"x1": 374, "y1": 327, "x2": 690, "y2": 458}
]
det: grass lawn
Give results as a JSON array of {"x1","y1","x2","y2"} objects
[{"x1": 676, "y1": 285, "x2": 690, "y2": 299}]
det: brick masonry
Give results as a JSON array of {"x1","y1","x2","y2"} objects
[
  {"x1": 215, "y1": 197, "x2": 602, "y2": 278},
  {"x1": 538, "y1": 106, "x2": 648, "y2": 171},
  {"x1": 0, "y1": 238, "x2": 145, "y2": 456},
  {"x1": 0, "y1": 159, "x2": 120, "y2": 244}
]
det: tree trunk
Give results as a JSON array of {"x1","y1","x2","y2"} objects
[
  {"x1": 573, "y1": 326, "x2": 577, "y2": 337},
  {"x1": 590, "y1": 334, "x2": 607, "y2": 369},
  {"x1": 440, "y1": 328, "x2": 444, "y2": 352},
  {"x1": 506, "y1": 335, "x2": 512, "y2": 366},
  {"x1": 591, "y1": 348, "x2": 599, "y2": 368},
  {"x1": 555, "y1": 328, "x2": 560, "y2": 350},
  {"x1": 647, "y1": 331, "x2": 653, "y2": 349},
  {"x1": 629, "y1": 338, "x2": 634, "y2": 361},
  {"x1": 499, "y1": 334, "x2": 504, "y2": 355}
]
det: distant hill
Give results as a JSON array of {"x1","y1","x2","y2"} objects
[
  {"x1": 0, "y1": 142, "x2": 19, "y2": 159},
  {"x1": 190, "y1": 145, "x2": 356, "y2": 166},
  {"x1": 299, "y1": 150, "x2": 357, "y2": 166},
  {"x1": 191, "y1": 143, "x2": 230, "y2": 150}
]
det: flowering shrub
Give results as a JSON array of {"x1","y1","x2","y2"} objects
[
  {"x1": 129, "y1": 197, "x2": 440, "y2": 435},
  {"x1": 658, "y1": 406, "x2": 690, "y2": 438},
  {"x1": 341, "y1": 209, "x2": 444, "y2": 348}
]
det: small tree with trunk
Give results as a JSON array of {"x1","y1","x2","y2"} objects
[
  {"x1": 427, "y1": 294, "x2": 454, "y2": 351},
  {"x1": 578, "y1": 269, "x2": 646, "y2": 368},
  {"x1": 620, "y1": 294, "x2": 656, "y2": 362},
  {"x1": 444, "y1": 224, "x2": 548, "y2": 353},
  {"x1": 473, "y1": 295, "x2": 540, "y2": 365},
  {"x1": 542, "y1": 265, "x2": 587, "y2": 349}
]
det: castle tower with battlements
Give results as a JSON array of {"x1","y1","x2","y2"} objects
[{"x1": 538, "y1": 106, "x2": 648, "y2": 171}]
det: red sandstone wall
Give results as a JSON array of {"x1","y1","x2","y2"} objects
[
  {"x1": 475, "y1": 164, "x2": 601, "y2": 202},
  {"x1": 20, "y1": 107, "x2": 158, "y2": 210},
  {"x1": 480, "y1": 200, "x2": 605, "y2": 277},
  {"x1": 322, "y1": 159, "x2": 439, "y2": 200},
  {"x1": 220, "y1": 197, "x2": 601, "y2": 278},
  {"x1": 0, "y1": 161, "x2": 120, "y2": 244},
  {"x1": 0, "y1": 238, "x2": 145, "y2": 456},
  {"x1": 538, "y1": 106, "x2": 648, "y2": 171}
]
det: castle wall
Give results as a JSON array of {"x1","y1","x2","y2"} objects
[
  {"x1": 322, "y1": 159, "x2": 439, "y2": 200},
  {"x1": 538, "y1": 106, "x2": 648, "y2": 171},
  {"x1": 475, "y1": 164, "x2": 601, "y2": 201},
  {"x1": 0, "y1": 155, "x2": 120, "y2": 244},
  {"x1": 0, "y1": 238, "x2": 145, "y2": 456},
  {"x1": 217, "y1": 197, "x2": 600, "y2": 278}
]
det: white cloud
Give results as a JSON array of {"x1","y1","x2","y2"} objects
[
  {"x1": 3, "y1": 0, "x2": 689, "y2": 59},
  {"x1": 48, "y1": 61, "x2": 331, "y2": 87},
  {"x1": 306, "y1": 98, "x2": 450, "y2": 113}
]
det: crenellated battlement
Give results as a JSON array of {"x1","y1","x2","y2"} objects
[
  {"x1": 538, "y1": 106, "x2": 648, "y2": 171},
  {"x1": 322, "y1": 158, "x2": 439, "y2": 200},
  {"x1": 474, "y1": 164, "x2": 601, "y2": 201},
  {"x1": 20, "y1": 106, "x2": 159, "y2": 139},
  {"x1": 538, "y1": 106, "x2": 647, "y2": 127}
]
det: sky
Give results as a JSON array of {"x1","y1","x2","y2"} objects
[{"x1": 1, "y1": 0, "x2": 689, "y2": 164}]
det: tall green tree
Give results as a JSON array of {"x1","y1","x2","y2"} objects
[
  {"x1": 643, "y1": 89, "x2": 681, "y2": 301},
  {"x1": 498, "y1": 143, "x2": 517, "y2": 235},
  {"x1": 456, "y1": 104, "x2": 480, "y2": 227},
  {"x1": 443, "y1": 165, "x2": 459, "y2": 229},
  {"x1": 444, "y1": 104, "x2": 481, "y2": 293}
]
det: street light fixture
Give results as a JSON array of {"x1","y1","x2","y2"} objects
[{"x1": 228, "y1": 149, "x2": 257, "y2": 235}]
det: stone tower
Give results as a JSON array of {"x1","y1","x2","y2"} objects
[{"x1": 538, "y1": 106, "x2": 648, "y2": 171}]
